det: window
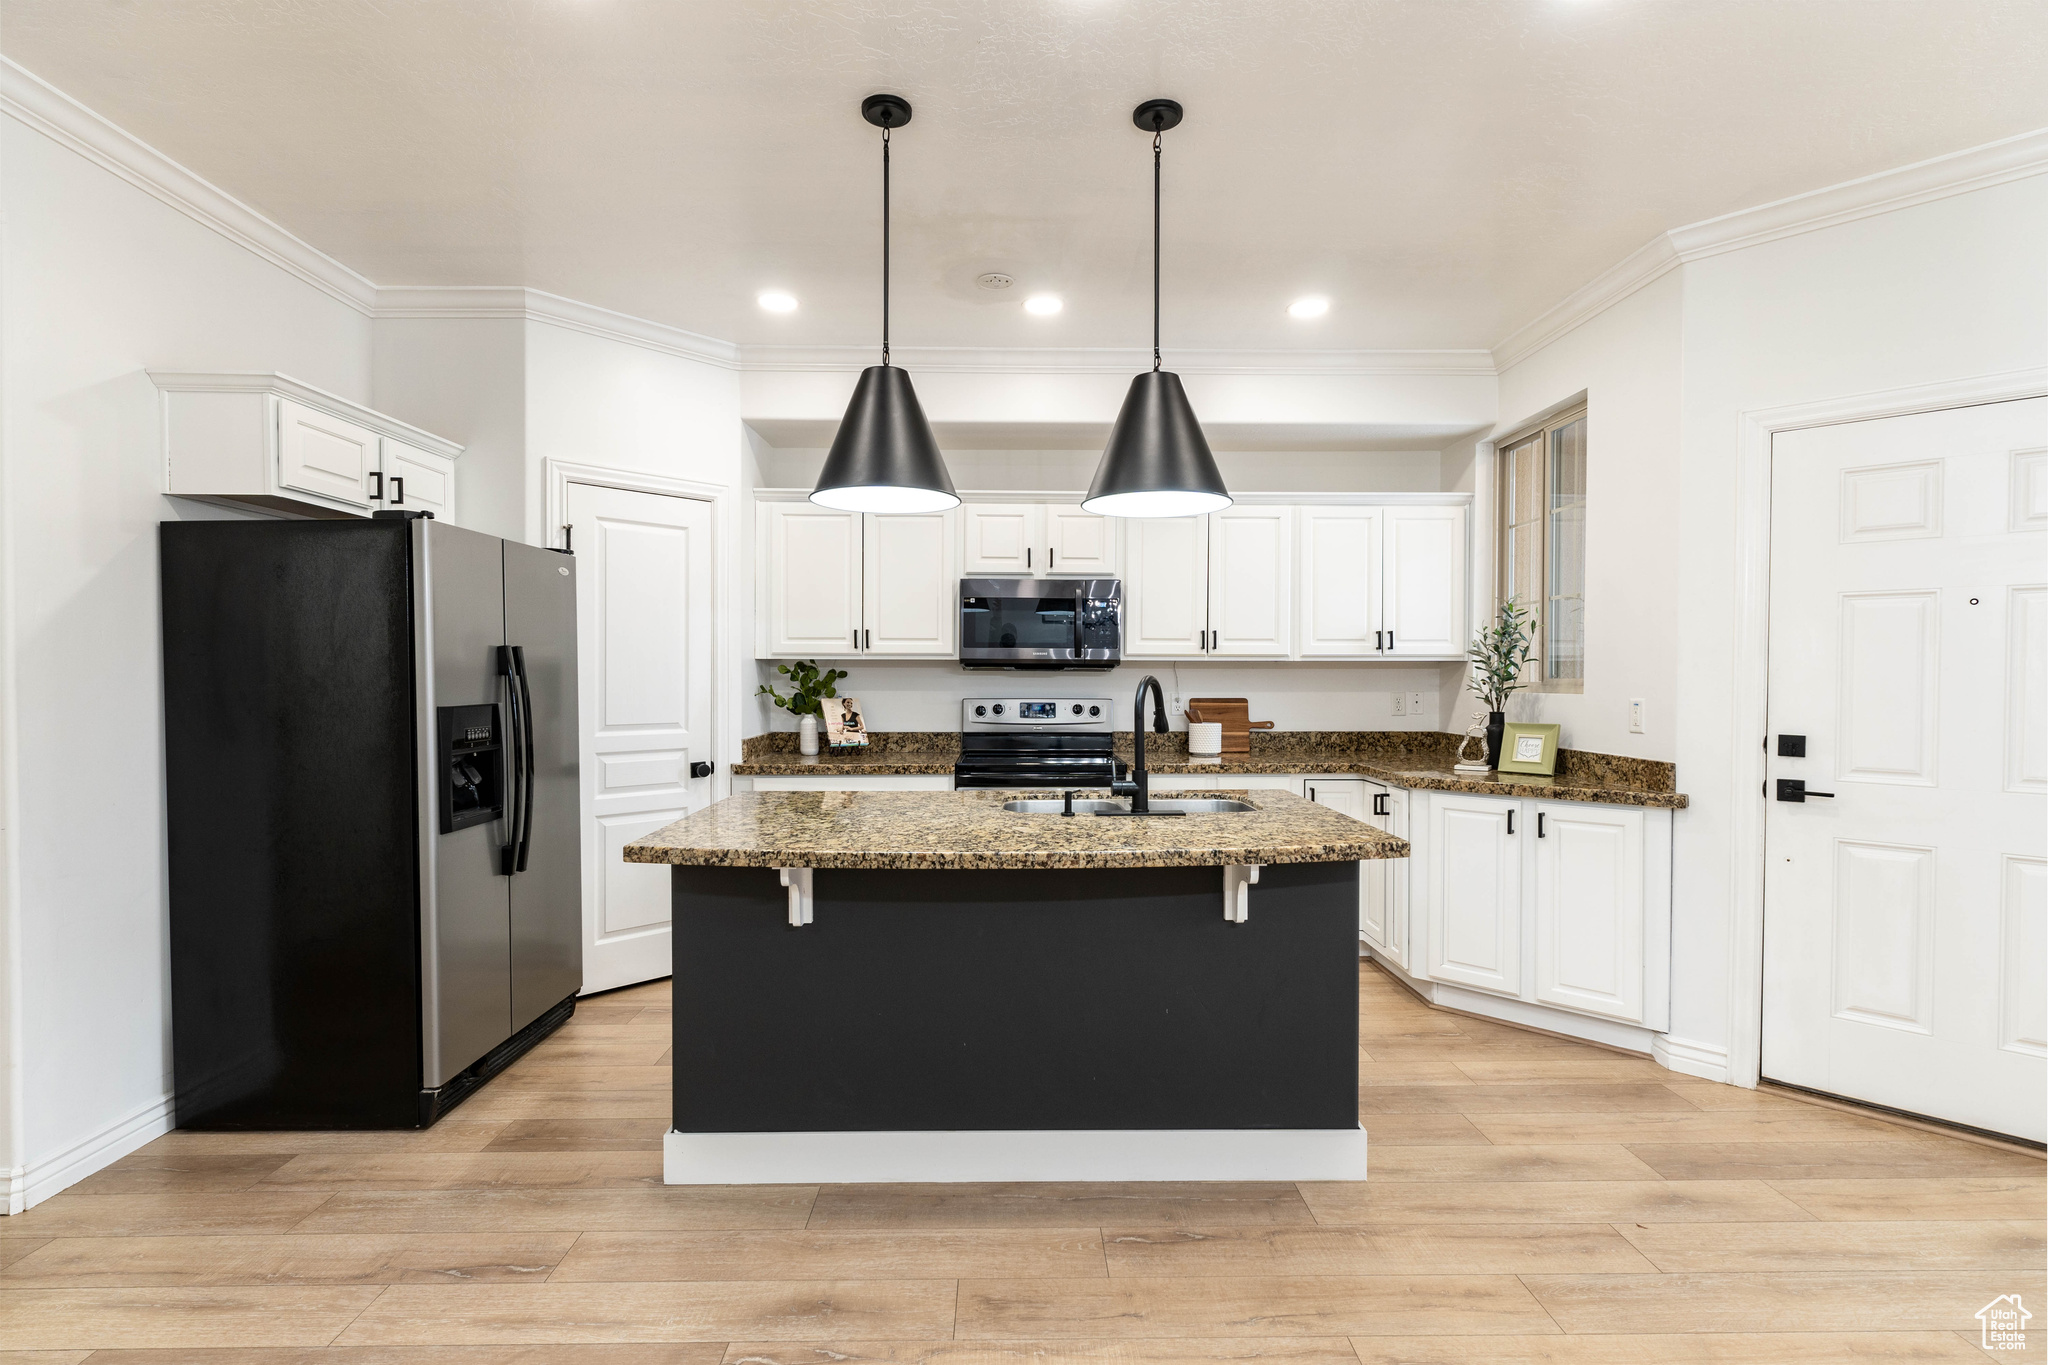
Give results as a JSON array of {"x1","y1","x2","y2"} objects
[{"x1": 1498, "y1": 405, "x2": 1585, "y2": 692}]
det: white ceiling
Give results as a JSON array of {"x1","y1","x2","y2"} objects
[{"x1": 6, "y1": 1, "x2": 2044, "y2": 352}]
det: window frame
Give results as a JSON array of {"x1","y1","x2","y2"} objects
[{"x1": 1495, "y1": 403, "x2": 1587, "y2": 695}]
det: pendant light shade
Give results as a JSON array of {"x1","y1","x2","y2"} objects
[
  {"x1": 1083, "y1": 98, "x2": 1230, "y2": 520},
  {"x1": 1083, "y1": 370, "x2": 1229, "y2": 517},
  {"x1": 812, "y1": 364, "x2": 957, "y2": 513},
  {"x1": 812, "y1": 93, "x2": 958, "y2": 514}
]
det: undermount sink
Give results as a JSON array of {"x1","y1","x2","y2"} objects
[{"x1": 1001, "y1": 797, "x2": 1256, "y2": 815}]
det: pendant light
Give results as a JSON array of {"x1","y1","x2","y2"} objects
[
  {"x1": 1082, "y1": 99, "x2": 1230, "y2": 519},
  {"x1": 812, "y1": 94, "x2": 959, "y2": 514}
]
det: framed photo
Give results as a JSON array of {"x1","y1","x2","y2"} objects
[
  {"x1": 823, "y1": 695, "x2": 869, "y2": 748},
  {"x1": 1496, "y1": 722, "x2": 1560, "y2": 776}
]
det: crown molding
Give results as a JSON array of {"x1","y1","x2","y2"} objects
[
  {"x1": 373, "y1": 286, "x2": 741, "y2": 369},
  {"x1": 1493, "y1": 126, "x2": 2048, "y2": 371},
  {"x1": 0, "y1": 56, "x2": 379, "y2": 315},
  {"x1": 736, "y1": 345, "x2": 1497, "y2": 377}
]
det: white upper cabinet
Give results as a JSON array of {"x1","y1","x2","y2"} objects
[
  {"x1": 960, "y1": 503, "x2": 1039, "y2": 575},
  {"x1": 1299, "y1": 506, "x2": 1383, "y2": 656},
  {"x1": 278, "y1": 400, "x2": 379, "y2": 510},
  {"x1": 1045, "y1": 503, "x2": 1116, "y2": 576},
  {"x1": 1208, "y1": 506, "x2": 1293, "y2": 656},
  {"x1": 1124, "y1": 516, "x2": 1210, "y2": 656},
  {"x1": 1383, "y1": 503, "x2": 1468, "y2": 656},
  {"x1": 1532, "y1": 801, "x2": 1646, "y2": 1023},
  {"x1": 762, "y1": 503, "x2": 862, "y2": 656},
  {"x1": 152, "y1": 373, "x2": 463, "y2": 523},
  {"x1": 863, "y1": 510, "x2": 959, "y2": 656}
]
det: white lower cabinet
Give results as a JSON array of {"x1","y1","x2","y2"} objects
[
  {"x1": 1532, "y1": 801, "x2": 1646, "y2": 1022},
  {"x1": 1425, "y1": 793, "x2": 1523, "y2": 997}
]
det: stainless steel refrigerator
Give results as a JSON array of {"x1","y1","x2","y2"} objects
[{"x1": 161, "y1": 513, "x2": 583, "y2": 1128}]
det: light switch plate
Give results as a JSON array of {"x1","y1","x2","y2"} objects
[
  {"x1": 1629, "y1": 698, "x2": 1646, "y2": 734},
  {"x1": 1390, "y1": 691, "x2": 1406, "y2": 716}
]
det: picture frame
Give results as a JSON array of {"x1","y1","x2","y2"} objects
[
  {"x1": 1495, "y1": 721, "x2": 1560, "y2": 776},
  {"x1": 823, "y1": 695, "x2": 869, "y2": 748}
]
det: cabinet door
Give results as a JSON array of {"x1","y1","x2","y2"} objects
[
  {"x1": 863, "y1": 510, "x2": 958, "y2": 656},
  {"x1": 277, "y1": 398, "x2": 378, "y2": 510},
  {"x1": 1300, "y1": 506, "x2": 1382, "y2": 656},
  {"x1": 1383, "y1": 787, "x2": 1411, "y2": 968},
  {"x1": 1123, "y1": 516, "x2": 1209, "y2": 656},
  {"x1": 1383, "y1": 503, "x2": 1468, "y2": 656},
  {"x1": 961, "y1": 503, "x2": 1040, "y2": 575},
  {"x1": 1427, "y1": 793, "x2": 1522, "y2": 996},
  {"x1": 1309, "y1": 778, "x2": 1382, "y2": 946},
  {"x1": 380, "y1": 439, "x2": 455, "y2": 523},
  {"x1": 763, "y1": 503, "x2": 862, "y2": 656},
  {"x1": 1533, "y1": 802, "x2": 1646, "y2": 1022},
  {"x1": 1208, "y1": 506, "x2": 1293, "y2": 656},
  {"x1": 1046, "y1": 503, "x2": 1116, "y2": 576}
]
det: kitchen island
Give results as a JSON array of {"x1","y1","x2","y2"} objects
[{"x1": 625, "y1": 788, "x2": 1404, "y2": 1183}]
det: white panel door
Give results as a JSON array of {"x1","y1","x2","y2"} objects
[
  {"x1": 1763, "y1": 397, "x2": 2047, "y2": 1141},
  {"x1": 1123, "y1": 516, "x2": 1209, "y2": 656},
  {"x1": 1427, "y1": 794, "x2": 1521, "y2": 996},
  {"x1": 763, "y1": 503, "x2": 861, "y2": 656},
  {"x1": 1046, "y1": 503, "x2": 1117, "y2": 576},
  {"x1": 961, "y1": 503, "x2": 1040, "y2": 575},
  {"x1": 863, "y1": 510, "x2": 957, "y2": 656},
  {"x1": 1382, "y1": 503, "x2": 1468, "y2": 656},
  {"x1": 1299, "y1": 506, "x2": 1382, "y2": 656},
  {"x1": 1208, "y1": 506, "x2": 1294, "y2": 656},
  {"x1": 277, "y1": 398, "x2": 377, "y2": 510},
  {"x1": 566, "y1": 482, "x2": 714, "y2": 993},
  {"x1": 379, "y1": 438, "x2": 454, "y2": 523},
  {"x1": 1533, "y1": 802, "x2": 1646, "y2": 1023}
]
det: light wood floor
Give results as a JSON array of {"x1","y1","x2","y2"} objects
[{"x1": 0, "y1": 962, "x2": 2041, "y2": 1362}]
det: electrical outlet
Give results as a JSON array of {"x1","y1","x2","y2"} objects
[
  {"x1": 1629, "y1": 698, "x2": 1646, "y2": 734},
  {"x1": 1170, "y1": 692, "x2": 1184, "y2": 717},
  {"x1": 1390, "y1": 692, "x2": 1406, "y2": 716},
  {"x1": 1410, "y1": 691, "x2": 1426, "y2": 717}
]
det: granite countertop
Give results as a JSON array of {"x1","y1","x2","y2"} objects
[
  {"x1": 734, "y1": 731, "x2": 1688, "y2": 810},
  {"x1": 623, "y1": 788, "x2": 1409, "y2": 870}
]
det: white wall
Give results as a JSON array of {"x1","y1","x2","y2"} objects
[
  {"x1": 1460, "y1": 270, "x2": 1685, "y2": 761},
  {"x1": 0, "y1": 116, "x2": 372, "y2": 1204},
  {"x1": 372, "y1": 317, "x2": 526, "y2": 542},
  {"x1": 1666, "y1": 174, "x2": 2048, "y2": 1063}
]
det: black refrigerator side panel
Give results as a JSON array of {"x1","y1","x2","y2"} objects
[{"x1": 161, "y1": 521, "x2": 424, "y2": 1128}]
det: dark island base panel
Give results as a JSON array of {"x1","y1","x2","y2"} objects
[{"x1": 670, "y1": 863, "x2": 1360, "y2": 1134}]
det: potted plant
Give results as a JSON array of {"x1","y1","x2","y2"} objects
[
  {"x1": 757, "y1": 660, "x2": 848, "y2": 757},
  {"x1": 1466, "y1": 598, "x2": 1537, "y2": 768}
]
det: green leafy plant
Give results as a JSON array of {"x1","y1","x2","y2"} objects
[
  {"x1": 1467, "y1": 597, "x2": 1538, "y2": 712},
  {"x1": 756, "y1": 660, "x2": 848, "y2": 719}
]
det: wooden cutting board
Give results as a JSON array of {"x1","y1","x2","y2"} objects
[{"x1": 1184, "y1": 697, "x2": 1273, "y2": 755}]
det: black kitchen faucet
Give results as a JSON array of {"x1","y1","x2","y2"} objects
[{"x1": 1102, "y1": 674, "x2": 1184, "y2": 816}]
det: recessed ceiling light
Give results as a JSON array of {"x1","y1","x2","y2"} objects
[
  {"x1": 1024, "y1": 294, "x2": 1063, "y2": 316},
  {"x1": 757, "y1": 291, "x2": 798, "y2": 313},
  {"x1": 1288, "y1": 296, "x2": 1330, "y2": 319}
]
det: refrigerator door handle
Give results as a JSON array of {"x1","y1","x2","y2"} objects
[
  {"x1": 512, "y1": 644, "x2": 538, "y2": 873},
  {"x1": 497, "y1": 645, "x2": 525, "y2": 876}
]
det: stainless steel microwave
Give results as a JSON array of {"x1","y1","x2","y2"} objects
[{"x1": 958, "y1": 578, "x2": 1122, "y2": 670}]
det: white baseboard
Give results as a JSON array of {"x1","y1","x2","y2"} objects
[
  {"x1": 1, "y1": 1091, "x2": 175, "y2": 1214},
  {"x1": 665, "y1": 1128, "x2": 1370, "y2": 1183},
  {"x1": 1653, "y1": 1034, "x2": 1732, "y2": 1084}
]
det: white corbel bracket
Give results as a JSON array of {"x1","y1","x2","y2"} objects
[
  {"x1": 778, "y1": 867, "x2": 814, "y2": 926},
  {"x1": 1223, "y1": 864, "x2": 1261, "y2": 923}
]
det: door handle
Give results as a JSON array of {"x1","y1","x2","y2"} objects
[
  {"x1": 368, "y1": 470, "x2": 383, "y2": 501},
  {"x1": 1375, "y1": 630, "x2": 1383, "y2": 650},
  {"x1": 690, "y1": 760, "x2": 715, "y2": 779},
  {"x1": 1308, "y1": 786, "x2": 1316, "y2": 802},
  {"x1": 1507, "y1": 809, "x2": 1515, "y2": 835},
  {"x1": 390, "y1": 476, "x2": 404, "y2": 506},
  {"x1": 1027, "y1": 548, "x2": 1032, "y2": 568},
  {"x1": 1049, "y1": 547, "x2": 1056, "y2": 569},
  {"x1": 865, "y1": 629, "x2": 872, "y2": 650},
  {"x1": 511, "y1": 646, "x2": 537, "y2": 872},
  {"x1": 562, "y1": 523, "x2": 573, "y2": 554},
  {"x1": 1386, "y1": 629, "x2": 1394, "y2": 650},
  {"x1": 1537, "y1": 812, "x2": 1546, "y2": 838},
  {"x1": 1775, "y1": 778, "x2": 1835, "y2": 802},
  {"x1": 497, "y1": 647, "x2": 525, "y2": 875}
]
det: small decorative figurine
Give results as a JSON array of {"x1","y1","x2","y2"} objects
[{"x1": 1453, "y1": 710, "x2": 1494, "y2": 773}]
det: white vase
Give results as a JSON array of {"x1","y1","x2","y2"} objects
[{"x1": 798, "y1": 714, "x2": 820, "y2": 756}]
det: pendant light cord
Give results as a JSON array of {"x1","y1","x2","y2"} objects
[
  {"x1": 882, "y1": 123, "x2": 892, "y2": 368},
  {"x1": 1152, "y1": 125, "x2": 1162, "y2": 371}
]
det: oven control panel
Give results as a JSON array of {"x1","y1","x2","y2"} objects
[{"x1": 962, "y1": 697, "x2": 1114, "y2": 731}]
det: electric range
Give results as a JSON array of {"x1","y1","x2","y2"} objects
[{"x1": 953, "y1": 696, "x2": 1125, "y2": 789}]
